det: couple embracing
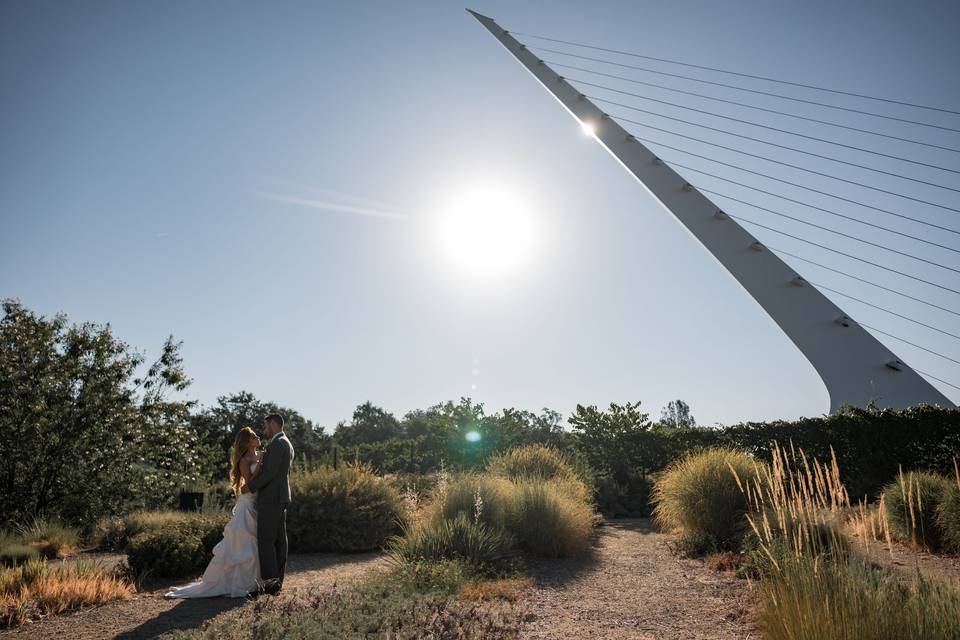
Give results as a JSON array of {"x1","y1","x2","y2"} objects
[{"x1": 166, "y1": 414, "x2": 295, "y2": 599}]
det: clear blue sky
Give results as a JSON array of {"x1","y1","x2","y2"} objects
[{"x1": 2, "y1": 0, "x2": 958, "y2": 429}]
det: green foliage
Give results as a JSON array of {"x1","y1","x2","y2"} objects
[
  {"x1": 125, "y1": 513, "x2": 229, "y2": 578},
  {"x1": 94, "y1": 510, "x2": 228, "y2": 551},
  {"x1": 190, "y1": 391, "x2": 329, "y2": 481},
  {"x1": 508, "y1": 480, "x2": 593, "y2": 558},
  {"x1": 939, "y1": 466, "x2": 960, "y2": 553},
  {"x1": 883, "y1": 471, "x2": 956, "y2": 551},
  {"x1": 15, "y1": 518, "x2": 79, "y2": 559},
  {"x1": 653, "y1": 448, "x2": 762, "y2": 549},
  {"x1": 286, "y1": 464, "x2": 405, "y2": 552},
  {"x1": 758, "y1": 556, "x2": 960, "y2": 640},
  {"x1": 386, "y1": 558, "x2": 475, "y2": 594},
  {"x1": 167, "y1": 571, "x2": 524, "y2": 640},
  {"x1": 0, "y1": 531, "x2": 39, "y2": 567},
  {"x1": 0, "y1": 300, "x2": 202, "y2": 528},
  {"x1": 390, "y1": 513, "x2": 517, "y2": 570},
  {"x1": 487, "y1": 445, "x2": 579, "y2": 484},
  {"x1": 660, "y1": 399, "x2": 696, "y2": 429}
]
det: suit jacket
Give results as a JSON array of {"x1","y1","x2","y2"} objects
[{"x1": 248, "y1": 432, "x2": 294, "y2": 504}]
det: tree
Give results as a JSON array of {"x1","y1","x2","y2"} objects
[
  {"x1": 568, "y1": 401, "x2": 660, "y2": 482},
  {"x1": 190, "y1": 391, "x2": 328, "y2": 479},
  {"x1": 334, "y1": 402, "x2": 401, "y2": 447},
  {"x1": 0, "y1": 300, "x2": 201, "y2": 527},
  {"x1": 660, "y1": 399, "x2": 696, "y2": 429}
]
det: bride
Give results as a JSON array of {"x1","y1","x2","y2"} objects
[{"x1": 166, "y1": 426, "x2": 263, "y2": 598}]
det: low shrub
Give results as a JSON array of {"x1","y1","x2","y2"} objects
[
  {"x1": 430, "y1": 475, "x2": 515, "y2": 532},
  {"x1": 883, "y1": 470, "x2": 955, "y2": 551},
  {"x1": 287, "y1": 464, "x2": 406, "y2": 553},
  {"x1": 593, "y1": 473, "x2": 651, "y2": 518},
  {"x1": 125, "y1": 513, "x2": 229, "y2": 579},
  {"x1": 653, "y1": 448, "x2": 762, "y2": 550},
  {"x1": 390, "y1": 514, "x2": 516, "y2": 571},
  {"x1": 488, "y1": 445, "x2": 580, "y2": 484},
  {"x1": 939, "y1": 464, "x2": 960, "y2": 553},
  {"x1": 758, "y1": 556, "x2": 960, "y2": 640},
  {"x1": 16, "y1": 518, "x2": 79, "y2": 559},
  {"x1": 95, "y1": 510, "x2": 229, "y2": 552},
  {"x1": 0, "y1": 532, "x2": 39, "y2": 567},
  {"x1": 509, "y1": 481, "x2": 593, "y2": 558},
  {"x1": 0, "y1": 558, "x2": 133, "y2": 628}
]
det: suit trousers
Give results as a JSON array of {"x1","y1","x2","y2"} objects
[{"x1": 257, "y1": 502, "x2": 288, "y2": 587}]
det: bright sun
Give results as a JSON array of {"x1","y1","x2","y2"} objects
[{"x1": 435, "y1": 186, "x2": 535, "y2": 278}]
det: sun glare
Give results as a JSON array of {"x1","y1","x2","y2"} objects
[
  {"x1": 436, "y1": 186, "x2": 535, "y2": 278},
  {"x1": 580, "y1": 120, "x2": 597, "y2": 138}
]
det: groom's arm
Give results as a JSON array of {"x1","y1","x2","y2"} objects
[{"x1": 247, "y1": 441, "x2": 286, "y2": 492}]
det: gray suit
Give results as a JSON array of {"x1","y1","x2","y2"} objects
[{"x1": 247, "y1": 432, "x2": 294, "y2": 589}]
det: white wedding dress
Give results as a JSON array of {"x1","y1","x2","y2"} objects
[{"x1": 165, "y1": 463, "x2": 261, "y2": 598}]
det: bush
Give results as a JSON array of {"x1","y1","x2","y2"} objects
[
  {"x1": 593, "y1": 474, "x2": 651, "y2": 518},
  {"x1": 758, "y1": 556, "x2": 960, "y2": 640},
  {"x1": 430, "y1": 475, "x2": 515, "y2": 532},
  {"x1": 16, "y1": 518, "x2": 79, "y2": 559},
  {"x1": 508, "y1": 481, "x2": 593, "y2": 558},
  {"x1": 652, "y1": 448, "x2": 762, "y2": 550},
  {"x1": 939, "y1": 473, "x2": 960, "y2": 553},
  {"x1": 390, "y1": 514, "x2": 516, "y2": 571},
  {"x1": 95, "y1": 510, "x2": 229, "y2": 551},
  {"x1": 883, "y1": 471, "x2": 955, "y2": 551},
  {"x1": 0, "y1": 532, "x2": 38, "y2": 567},
  {"x1": 0, "y1": 557, "x2": 133, "y2": 628},
  {"x1": 287, "y1": 464, "x2": 405, "y2": 553},
  {"x1": 125, "y1": 513, "x2": 229, "y2": 579},
  {"x1": 488, "y1": 445, "x2": 580, "y2": 484}
]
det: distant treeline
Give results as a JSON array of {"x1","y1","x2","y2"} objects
[{"x1": 2, "y1": 299, "x2": 958, "y2": 528}]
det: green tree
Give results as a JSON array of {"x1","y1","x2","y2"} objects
[
  {"x1": 568, "y1": 401, "x2": 661, "y2": 482},
  {"x1": 0, "y1": 300, "x2": 201, "y2": 528},
  {"x1": 660, "y1": 399, "x2": 696, "y2": 429},
  {"x1": 190, "y1": 391, "x2": 328, "y2": 479},
  {"x1": 334, "y1": 401, "x2": 401, "y2": 447}
]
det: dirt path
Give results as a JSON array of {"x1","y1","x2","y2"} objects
[
  {"x1": 1, "y1": 552, "x2": 388, "y2": 640},
  {"x1": 520, "y1": 519, "x2": 756, "y2": 640}
]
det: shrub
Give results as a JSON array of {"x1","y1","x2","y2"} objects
[
  {"x1": 488, "y1": 445, "x2": 580, "y2": 484},
  {"x1": 287, "y1": 464, "x2": 405, "y2": 553},
  {"x1": 758, "y1": 556, "x2": 960, "y2": 640},
  {"x1": 94, "y1": 510, "x2": 229, "y2": 551},
  {"x1": 883, "y1": 470, "x2": 955, "y2": 551},
  {"x1": 939, "y1": 464, "x2": 960, "y2": 553},
  {"x1": 653, "y1": 448, "x2": 762, "y2": 550},
  {"x1": 0, "y1": 531, "x2": 38, "y2": 567},
  {"x1": 16, "y1": 518, "x2": 79, "y2": 559},
  {"x1": 429, "y1": 475, "x2": 515, "y2": 532},
  {"x1": 509, "y1": 481, "x2": 593, "y2": 558},
  {"x1": 390, "y1": 514, "x2": 516, "y2": 571},
  {"x1": 0, "y1": 557, "x2": 133, "y2": 628},
  {"x1": 125, "y1": 514, "x2": 229, "y2": 579}
]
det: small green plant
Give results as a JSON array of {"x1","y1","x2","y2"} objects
[
  {"x1": 883, "y1": 470, "x2": 955, "y2": 551},
  {"x1": 389, "y1": 513, "x2": 516, "y2": 571},
  {"x1": 653, "y1": 448, "x2": 763, "y2": 551}
]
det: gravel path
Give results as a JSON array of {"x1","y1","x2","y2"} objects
[
  {"x1": 0, "y1": 552, "x2": 387, "y2": 640},
  {"x1": 520, "y1": 519, "x2": 756, "y2": 640}
]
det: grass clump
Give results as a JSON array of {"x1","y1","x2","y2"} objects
[
  {"x1": 758, "y1": 555, "x2": 960, "y2": 640},
  {"x1": 882, "y1": 470, "x2": 956, "y2": 551},
  {"x1": 938, "y1": 461, "x2": 960, "y2": 553},
  {"x1": 508, "y1": 480, "x2": 593, "y2": 558},
  {"x1": 0, "y1": 531, "x2": 39, "y2": 567},
  {"x1": 488, "y1": 445, "x2": 582, "y2": 484},
  {"x1": 286, "y1": 463, "x2": 406, "y2": 553},
  {"x1": 430, "y1": 475, "x2": 515, "y2": 532},
  {"x1": 94, "y1": 510, "x2": 228, "y2": 551},
  {"x1": 390, "y1": 513, "x2": 516, "y2": 571},
  {"x1": 653, "y1": 447, "x2": 763, "y2": 551},
  {"x1": 0, "y1": 557, "x2": 133, "y2": 628},
  {"x1": 16, "y1": 518, "x2": 79, "y2": 559}
]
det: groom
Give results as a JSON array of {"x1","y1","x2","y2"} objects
[{"x1": 247, "y1": 413, "x2": 295, "y2": 596}]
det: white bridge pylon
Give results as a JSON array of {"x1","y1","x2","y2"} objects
[{"x1": 469, "y1": 10, "x2": 954, "y2": 412}]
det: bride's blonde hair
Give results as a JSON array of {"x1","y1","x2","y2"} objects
[{"x1": 229, "y1": 426, "x2": 258, "y2": 496}]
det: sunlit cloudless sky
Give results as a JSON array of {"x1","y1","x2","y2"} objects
[{"x1": 3, "y1": 0, "x2": 958, "y2": 429}]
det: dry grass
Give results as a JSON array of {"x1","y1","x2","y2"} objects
[
  {"x1": 459, "y1": 576, "x2": 534, "y2": 601},
  {"x1": 0, "y1": 558, "x2": 134, "y2": 628},
  {"x1": 16, "y1": 518, "x2": 79, "y2": 560},
  {"x1": 704, "y1": 551, "x2": 746, "y2": 573}
]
